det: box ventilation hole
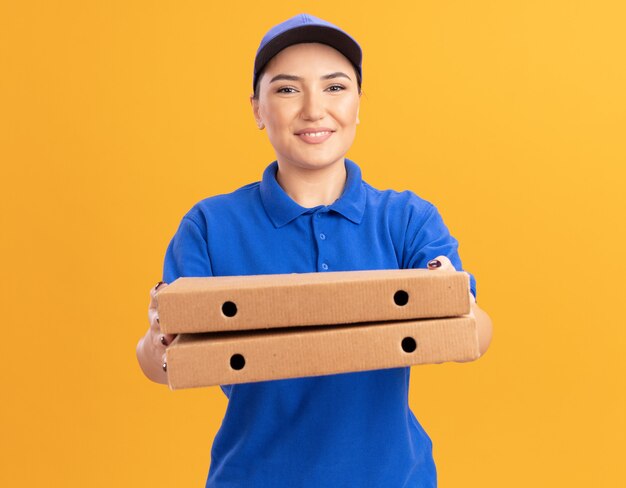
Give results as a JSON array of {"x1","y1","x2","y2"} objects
[
  {"x1": 401, "y1": 337, "x2": 417, "y2": 353},
  {"x1": 222, "y1": 301, "x2": 237, "y2": 317},
  {"x1": 394, "y1": 290, "x2": 409, "y2": 306},
  {"x1": 230, "y1": 354, "x2": 245, "y2": 370}
]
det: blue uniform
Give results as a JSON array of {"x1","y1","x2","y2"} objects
[{"x1": 163, "y1": 159, "x2": 476, "y2": 488}]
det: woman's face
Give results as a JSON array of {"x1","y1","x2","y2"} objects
[{"x1": 251, "y1": 42, "x2": 361, "y2": 172}]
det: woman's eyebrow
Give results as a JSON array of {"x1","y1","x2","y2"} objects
[
  {"x1": 269, "y1": 74, "x2": 302, "y2": 83},
  {"x1": 321, "y1": 72, "x2": 352, "y2": 81},
  {"x1": 269, "y1": 72, "x2": 352, "y2": 84}
]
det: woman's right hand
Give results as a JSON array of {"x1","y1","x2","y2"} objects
[{"x1": 136, "y1": 281, "x2": 178, "y2": 384}]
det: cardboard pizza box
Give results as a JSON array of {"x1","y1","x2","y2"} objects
[
  {"x1": 158, "y1": 268, "x2": 471, "y2": 334},
  {"x1": 165, "y1": 315, "x2": 479, "y2": 389}
]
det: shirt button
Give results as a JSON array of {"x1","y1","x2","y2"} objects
[
  {"x1": 319, "y1": 233, "x2": 326, "y2": 240},
  {"x1": 321, "y1": 263, "x2": 329, "y2": 270}
]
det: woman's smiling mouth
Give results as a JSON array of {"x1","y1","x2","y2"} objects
[{"x1": 295, "y1": 128, "x2": 335, "y2": 144}]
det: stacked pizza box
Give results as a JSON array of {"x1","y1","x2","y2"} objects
[{"x1": 157, "y1": 269, "x2": 479, "y2": 389}]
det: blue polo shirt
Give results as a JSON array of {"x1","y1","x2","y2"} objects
[{"x1": 163, "y1": 158, "x2": 476, "y2": 488}]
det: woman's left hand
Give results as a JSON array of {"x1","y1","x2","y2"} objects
[{"x1": 426, "y1": 255, "x2": 492, "y2": 358}]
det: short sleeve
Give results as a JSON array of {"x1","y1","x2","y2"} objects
[
  {"x1": 404, "y1": 201, "x2": 477, "y2": 299},
  {"x1": 162, "y1": 215, "x2": 214, "y2": 283}
]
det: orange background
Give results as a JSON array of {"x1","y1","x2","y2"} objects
[{"x1": 1, "y1": 1, "x2": 625, "y2": 486}]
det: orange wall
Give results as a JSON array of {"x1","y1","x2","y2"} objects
[{"x1": 1, "y1": 1, "x2": 625, "y2": 486}]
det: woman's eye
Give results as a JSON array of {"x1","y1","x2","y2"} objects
[
  {"x1": 327, "y1": 84, "x2": 345, "y2": 92},
  {"x1": 277, "y1": 87, "x2": 297, "y2": 94}
]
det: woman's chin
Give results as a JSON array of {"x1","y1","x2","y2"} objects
[{"x1": 282, "y1": 156, "x2": 346, "y2": 172}]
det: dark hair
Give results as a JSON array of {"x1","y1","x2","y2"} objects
[{"x1": 252, "y1": 62, "x2": 362, "y2": 100}]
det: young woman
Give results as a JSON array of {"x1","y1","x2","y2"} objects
[{"x1": 137, "y1": 13, "x2": 492, "y2": 488}]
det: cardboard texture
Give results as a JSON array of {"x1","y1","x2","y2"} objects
[
  {"x1": 166, "y1": 316, "x2": 479, "y2": 389},
  {"x1": 158, "y1": 269, "x2": 470, "y2": 334}
]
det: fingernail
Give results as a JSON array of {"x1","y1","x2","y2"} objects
[
  {"x1": 162, "y1": 362, "x2": 167, "y2": 372},
  {"x1": 427, "y1": 259, "x2": 442, "y2": 269},
  {"x1": 155, "y1": 281, "x2": 165, "y2": 291},
  {"x1": 160, "y1": 335, "x2": 167, "y2": 346}
]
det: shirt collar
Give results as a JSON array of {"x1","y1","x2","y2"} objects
[{"x1": 260, "y1": 158, "x2": 366, "y2": 228}]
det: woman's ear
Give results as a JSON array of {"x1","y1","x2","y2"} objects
[
  {"x1": 250, "y1": 95, "x2": 265, "y2": 130},
  {"x1": 356, "y1": 105, "x2": 360, "y2": 125}
]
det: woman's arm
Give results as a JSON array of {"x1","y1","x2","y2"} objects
[{"x1": 137, "y1": 212, "x2": 212, "y2": 384}]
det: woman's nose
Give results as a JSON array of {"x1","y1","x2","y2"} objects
[{"x1": 300, "y1": 91, "x2": 325, "y2": 121}]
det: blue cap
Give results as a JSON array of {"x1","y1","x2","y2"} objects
[{"x1": 253, "y1": 13, "x2": 362, "y2": 91}]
